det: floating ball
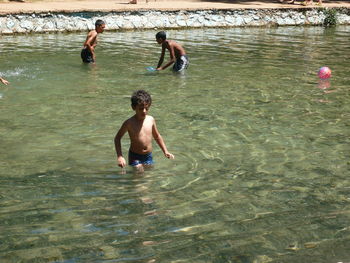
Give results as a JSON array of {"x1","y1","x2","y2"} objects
[
  {"x1": 146, "y1": 66, "x2": 156, "y2": 72},
  {"x1": 318, "y1": 66, "x2": 331, "y2": 79}
]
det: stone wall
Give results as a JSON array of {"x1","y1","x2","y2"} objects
[{"x1": 0, "y1": 8, "x2": 350, "y2": 34}]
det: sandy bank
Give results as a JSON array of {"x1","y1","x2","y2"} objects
[{"x1": 1, "y1": 0, "x2": 350, "y2": 14}]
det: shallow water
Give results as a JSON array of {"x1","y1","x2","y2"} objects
[{"x1": 0, "y1": 26, "x2": 349, "y2": 262}]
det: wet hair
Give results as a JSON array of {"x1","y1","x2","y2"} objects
[
  {"x1": 131, "y1": 90, "x2": 152, "y2": 108},
  {"x1": 156, "y1": 31, "x2": 166, "y2": 40},
  {"x1": 95, "y1": 19, "x2": 105, "y2": 28}
]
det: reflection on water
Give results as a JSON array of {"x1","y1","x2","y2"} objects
[{"x1": 1, "y1": 26, "x2": 350, "y2": 262}]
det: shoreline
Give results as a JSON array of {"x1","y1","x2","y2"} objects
[
  {"x1": 1, "y1": 0, "x2": 350, "y2": 15},
  {"x1": 1, "y1": 1, "x2": 350, "y2": 34}
]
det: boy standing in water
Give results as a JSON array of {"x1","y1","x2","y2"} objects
[
  {"x1": 114, "y1": 90, "x2": 174, "y2": 172},
  {"x1": 81, "y1": 19, "x2": 105, "y2": 63},
  {"x1": 155, "y1": 31, "x2": 189, "y2": 72}
]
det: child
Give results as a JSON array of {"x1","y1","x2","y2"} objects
[
  {"x1": 81, "y1": 19, "x2": 105, "y2": 63},
  {"x1": 0, "y1": 77, "x2": 9, "y2": 85},
  {"x1": 114, "y1": 90, "x2": 174, "y2": 171},
  {"x1": 155, "y1": 31, "x2": 189, "y2": 72}
]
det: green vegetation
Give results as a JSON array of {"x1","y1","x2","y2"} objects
[{"x1": 322, "y1": 8, "x2": 337, "y2": 27}]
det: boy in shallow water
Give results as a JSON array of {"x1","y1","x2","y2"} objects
[
  {"x1": 81, "y1": 19, "x2": 105, "y2": 63},
  {"x1": 114, "y1": 90, "x2": 174, "y2": 172},
  {"x1": 155, "y1": 31, "x2": 189, "y2": 72}
]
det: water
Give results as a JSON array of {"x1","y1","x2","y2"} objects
[{"x1": 0, "y1": 26, "x2": 349, "y2": 262}]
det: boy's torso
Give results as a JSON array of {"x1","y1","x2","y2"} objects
[
  {"x1": 84, "y1": 30, "x2": 98, "y2": 47},
  {"x1": 127, "y1": 115, "x2": 154, "y2": 154},
  {"x1": 164, "y1": 40, "x2": 186, "y2": 58}
]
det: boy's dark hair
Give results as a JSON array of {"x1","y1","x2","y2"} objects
[
  {"x1": 131, "y1": 90, "x2": 152, "y2": 107},
  {"x1": 156, "y1": 31, "x2": 166, "y2": 40},
  {"x1": 95, "y1": 19, "x2": 105, "y2": 28}
]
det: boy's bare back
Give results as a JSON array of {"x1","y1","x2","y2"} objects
[{"x1": 163, "y1": 40, "x2": 186, "y2": 59}]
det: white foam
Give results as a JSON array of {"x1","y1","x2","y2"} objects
[{"x1": 2, "y1": 67, "x2": 26, "y2": 77}]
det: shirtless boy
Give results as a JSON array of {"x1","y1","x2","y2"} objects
[
  {"x1": 81, "y1": 20, "x2": 105, "y2": 63},
  {"x1": 114, "y1": 90, "x2": 174, "y2": 172},
  {"x1": 155, "y1": 31, "x2": 189, "y2": 72}
]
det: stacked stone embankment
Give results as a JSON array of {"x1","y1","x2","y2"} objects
[{"x1": 0, "y1": 8, "x2": 350, "y2": 34}]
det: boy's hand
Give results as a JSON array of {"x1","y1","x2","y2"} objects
[
  {"x1": 164, "y1": 152, "x2": 174, "y2": 159},
  {"x1": 117, "y1": 156, "x2": 126, "y2": 168},
  {"x1": 0, "y1": 78, "x2": 9, "y2": 85},
  {"x1": 156, "y1": 67, "x2": 162, "y2": 71}
]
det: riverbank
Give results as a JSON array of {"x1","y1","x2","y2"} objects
[
  {"x1": 1, "y1": 0, "x2": 350, "y2": 34},
  {"x1": 1, "y1": 0, "x2": 350, "y2": 14}
]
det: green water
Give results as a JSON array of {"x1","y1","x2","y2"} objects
[{"x1": 0, "y1": 26, "x2": 349, "y2": 262}]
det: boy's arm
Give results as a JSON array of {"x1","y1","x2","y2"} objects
[
  {"x1": 152, "y1": 119, "x2": 174, "y2": 159},
  {"x1": 83, "y1": 31, "x2": 97, "y2": 60},
  {"x1": 156, "y1": 44, "x2": 166, "y2": 70},
  {"x1": 0, "y1": 77, "x2": 9, "y2": 85},
  {"x1": 157, "y1": 43, "x2": 176, "y2": 71},
  {"x1": 114, "y1": 121, "x2": 128, "y2": 167}
]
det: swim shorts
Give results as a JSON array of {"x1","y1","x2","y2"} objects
[
  {"x1": 81, "y1": 48, "x2": 94, "y2": 63},
  {"x1": 128, "y1": 150, "x2": 154, "y2": 166},
  {"x1": 173, "y1": 55, "x2": 189, "y2": 72}
]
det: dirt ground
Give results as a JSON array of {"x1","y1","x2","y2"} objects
[{"x1": 0, "y1": 0, "x2": 350, "y2": 14}]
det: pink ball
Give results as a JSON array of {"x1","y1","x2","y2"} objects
[{"x1": 318, "y1": 66, "x2": 332, "y2": 79}]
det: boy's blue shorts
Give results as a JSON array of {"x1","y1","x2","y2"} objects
[{"x1": 128, "y1": 150, "x2": 154, "y2": 166}]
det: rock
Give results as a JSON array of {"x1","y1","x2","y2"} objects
[
  {"x1": 176, "y1": 15, "x2": 187, "y2": 27},
  {"x1": 235, "y1": 16, "x2": 245, "y2": 26},
  {"x1": 304, "y1": 242, "x2": 318, "y2": 248},
  {"x1": 243, "y1": 16, "x2": 253, "y2": 24},
  {"x1": 6, "y1": 20, "x2": 16, "y2": 29},
  {"x1": 99, "y1": 246, "x2": 119, "y2": 259},
  {"x1": 225, "y1": 15, "x2": 234, "y2": 24},
  {"x1": 20, "y1": 20, "x2": 33, "y2": 30},
  {"x1": 286, "y1": 243, "x2": 299, "y2": 251}
]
